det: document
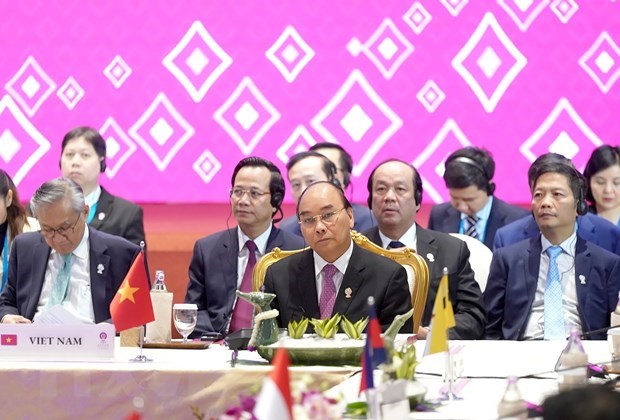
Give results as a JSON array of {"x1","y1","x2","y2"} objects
[{"x1": 33, "y1": 305, "x2": 94, "y2": 325}]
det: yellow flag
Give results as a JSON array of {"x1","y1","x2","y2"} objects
[{"x1": 424, "y1": 270, "x2": 456, "y2": 355}]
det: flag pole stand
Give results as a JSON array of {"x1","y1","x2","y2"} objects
[
  {"x1": 365, "y1": 388, "x2": 382, "y2": 419},
  {"x1": 130, "y1": 325, "x2": 153, "y2": 363},
  {"x1": 440, "y1": 343, "x2": 460, "y2": 401}
]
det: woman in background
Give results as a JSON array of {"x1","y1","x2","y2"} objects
[
  {"x1": 0, "y1": 169, "x2": 39, "y2": 291},
  {"x1": 584, "y1": 145, "x2": 620, "y2": 226}
]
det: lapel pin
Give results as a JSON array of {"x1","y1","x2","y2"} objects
[
  {"x1": 426, "y1": 253, "x2": 435, "y2": 262},
  {"x1": 344, "y1": 287, "x2": 352, "y2": 299},
  {"x1": 97, "y1": 264, "x2": 105, "y2": 275},
  {"x1": 98, "y1": 212, "x2": 105, "y2": 221},
  {"x1": 579, "y1": 275, "x2": 586, "y2": 285}
]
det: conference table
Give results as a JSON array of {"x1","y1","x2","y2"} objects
[{"x1": 0, "y1": 338, "x2": 614, "y2": 419}]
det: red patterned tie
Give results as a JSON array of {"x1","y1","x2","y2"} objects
[
  {"x1": 229, "y1": 240, "x2": 257, "y2": 332},
  {"x1": 319, "y1": 264, "x2": 338, "y2": 319}
]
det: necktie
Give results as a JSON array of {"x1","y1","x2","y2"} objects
[
  {"x1": 465, "y1": 215, "x2": 479, "y2": 239},
  {"x1": 544, "y1": 246, "x2": 565, "y2": 340},
  {"x1": 229, "y1": 241, "x2": 257, "y2": 332},
  {"x1": 47, "y1": 253, "x2": 73, "y2": 307},
  {"x1": 319, "y1": 264, "x2": 338, "y2": 319},
  {"x1": 388, "y1": 241, "x2": 406, "y2": 249}
]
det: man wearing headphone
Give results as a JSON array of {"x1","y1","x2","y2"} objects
[
  {"x1": 484, "y1": 153, "x2": 620, "y2": 340},
  {"x1": 60, "y1": 126, "x2": 145, "y2": 246},
  {"x1": 184, "y1": 157, "x2": 304, "y2": 337},
  {"x1": 280, "y1": 150, "x2": 375, "y2": 237},
  {"x1": 428, "y1": 147, "x2": 528, "y2": 249},
  {"x1": 363, "y1": 159, "x2": 486, "y2": 340}
]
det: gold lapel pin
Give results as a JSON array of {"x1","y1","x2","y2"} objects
[{"x1": 344, "y1": 287, "x2": 352, "y2": 299}]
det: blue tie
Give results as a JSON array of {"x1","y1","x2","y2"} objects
[
  {"x1": 47, "y1": 253, "x2": 73, "y2": 307},
  {"x1": 388, "y1": 241, "x2": 406, "y2": 249},
  {"x1": 544, "y1": 246, "x2": 565, "y2": 340}
]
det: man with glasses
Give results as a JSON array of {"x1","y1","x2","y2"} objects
[
  {"x1": 185, "y1": 157, "x2": 303, "y2": 337},
  {"x1": 363, "y1": 160, "x2": 486, "y2": 339},
  {"x1": 0, "y1": 178, "x2": 140, "y2": 324},
  {"x1": 263, "y1": 181, "x2": 412, "y2": 332}
]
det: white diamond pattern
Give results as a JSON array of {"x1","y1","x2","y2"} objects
[{"x1": 265, "y1": 25, "x2": 315, "y2": 83}]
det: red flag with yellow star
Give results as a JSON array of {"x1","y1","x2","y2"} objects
[{"x1": 109, "y1": 252, "x2": 154, "y2": 332}]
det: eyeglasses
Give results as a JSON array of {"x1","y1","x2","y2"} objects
[
  {"x1": 298, "y1": 208, "x2": 345, "y2": 228},
  {"x1": 41, "y1": 213, "x2": 81, "y2": 239},
  {"x1": 230, "y1": 188, "x2": 271, "y2": 200}
]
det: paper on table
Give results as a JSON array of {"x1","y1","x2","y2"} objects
[{"x1": 33, "y1": 305, "x2": 94, "y2": 325}]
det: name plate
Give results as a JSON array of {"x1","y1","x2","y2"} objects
[{"x1": 0, "y1": 323, "x2": 115, "y2": 361}]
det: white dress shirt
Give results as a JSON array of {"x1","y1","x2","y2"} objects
[
  {"x1": 236, "y1": 224, "x2": 272, "y2": 288},
  {"x1": 378, "y1": 223, "x2": 418, "y2": 251}
]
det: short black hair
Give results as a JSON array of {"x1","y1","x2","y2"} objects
[
  {"x1": 286, "y1": 151, "x2": 338, "y2": 183},
  {"x1": 583, "y1": 145, "x2": 620, "y2": 203},
  {"x1": 366, "y1": 159, "x2": 423, "y2": 207},
  {"x1": 527, "y1": 153, "x2": 585, "y2": 202},
  {"x1": 543, "y1": 384, "x2": 620, "y2": 420},
  {"x1": 296, "y1": 180, "x2": 352, "y2": 219},
  {"x1": 443, "y1": 147, "x2": 495, "y2": 195},
  {"x1": 61, "y1": 126, "x2": 106, "y2": 172},
  {"x1": 309, "y1": 143, "x2": 353, "y2": 188}
]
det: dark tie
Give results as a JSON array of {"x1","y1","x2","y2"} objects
[
  {"x1": 229, "y1": 240, "x2": 257, "y2": 332},
  {"x1": 319, "y1": 264, "x2": 338, "y2": 319},
  {"x1": 465, "y1": 215, "x2": 479, "y2": 239},
  {"x1": 388, "y1": 241, "x2": 406, "y2": 249},
  {"x1": 544, "y1": 246, "x2": 565, "y2": 340}
]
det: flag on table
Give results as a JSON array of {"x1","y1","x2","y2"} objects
[
  {"x1": 1, "y1": 334, "x2": 17, "y2": 345},
  {"x1": 424, "y1": 268, "x2": 456, "y2": 356},
  {"x1": 109, "y1": 252, "x2": 154, "y2": 332},
  {"x1": 359, "y1": 297, "x2": 388, "y2": 394},
  {"x1": 254, "y1": 347, "x2": 293, "y2": 420}
]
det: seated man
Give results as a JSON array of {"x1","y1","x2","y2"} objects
[
  {"x1": 0, "y1": 178, "x2": 140, "y2": 324},
  {"x1": 60, "y1": 126, "x2": 145, "y2": 245},
  {"x1": 484, "y1": 153, "x2": 620, "y2": 340},
  {"x1": 279, "y1": 151, "x2": 375, "y2": 236},
  {"x1": 264, "y1": 181, "x2": 412, "y2": 332},
  {"x1": 185, "y1": 157, "x2": 304, "y2": 337},
  {"x1": 363, "y1": 159, "x2": 486, "y2": 339},
  {"x1": 428, "y1": 147, "x2": 528, "y2": 249}
]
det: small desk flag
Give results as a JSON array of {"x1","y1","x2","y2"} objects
[
  {"x1": 110, "y1": 252, "x2": 154, "y2": 332},
  {"x1": 254, "y1": 347, "x2": 293, "y2": 420},
  {"x1": 359, "y1": 297, "x2": 388, "y2": 394},
  {"x1": 424, "y1": 268, "x2": 456, "y2": 356}
]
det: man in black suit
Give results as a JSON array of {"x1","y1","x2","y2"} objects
[
  {"x1": 363, "y1": 159, "x2": 486, "y2": 339},
  {"x1": 428, "y1": 147, "x2": 528, "y2": 249},
  {"x1": 0, "y1": 178, "x2": 140, "y2": 323},
  {"x1": 264, "y1": 181, "x2": 412, "y2": 332},
  {"x1": 185, "y1": 157, "x2": 304, "y2": 337},
  {"x1": 60, "y1": 126, "x2": 145, "y2": 246}
]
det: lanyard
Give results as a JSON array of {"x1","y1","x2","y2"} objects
[{"x1": 1, "y1": 235, "x2": 8, "y2": 291}]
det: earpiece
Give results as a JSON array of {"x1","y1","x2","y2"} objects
[
  {"x1": 100, "y1": 158, "x2": 106, "y2": 173},
  {"x1": 366, "y1": 160, "x2": 423, "y2": 209}
]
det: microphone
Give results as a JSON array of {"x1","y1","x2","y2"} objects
[{"x1": 580, "y1": 324, "x2": 620, "y2": 339}]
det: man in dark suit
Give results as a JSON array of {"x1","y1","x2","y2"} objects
[
  {"x1": 493, "y1": 213, "x2": 620, "y2": 256},
  {"x1": 279, "y1": 151, "x2": 375, "y2": 236},
  {"x1": 185, "y1": 157, "x2": 304, "y2": 337},
  {"x1": 484, "y1": 153, "x2": 620, "y2": 340},
  {"x1": 428, "y1": 147, "x2": 528, "y2": 249},
  {"x1": 264, "y1": 181, "x2": 411, "y2": 331},
  {"x1": 363, "y1": 159, "x2": 486, "y2": 339},
  {"x1": 60, "y1": 126, "x2": 145, "y2": 246},
  {"x1": 0, "y1": 178, "x2": 140, "y2": 324}
]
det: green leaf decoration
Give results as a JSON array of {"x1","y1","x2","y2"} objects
[
  {"x1": 309, "y1": 313, "x2": 341, "y2": 338},
  {"x1": 287, "y1": 317, "x2": 309, "y2": 339},
  {"x1": 392, "y1": 344, "x2": 419, "y2": 381},
  {"x1": 340, "y1": 316, "x2": 369, "y2": 339}
]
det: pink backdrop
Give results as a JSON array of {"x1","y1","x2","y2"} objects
[{"x1": 1, "y1": 0, "x2": 619, "y2": 204}]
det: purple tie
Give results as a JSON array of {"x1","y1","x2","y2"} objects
[
  {"x1": 230, "y1": 240, "x2": 257, "y2": 332},
  {"x1": 319, "y1": 264, "x2": 338, "y2": 319}
]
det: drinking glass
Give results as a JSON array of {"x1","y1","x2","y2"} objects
[{"x1": 173, "y1": 303, "x2": 198, "y2": 343}]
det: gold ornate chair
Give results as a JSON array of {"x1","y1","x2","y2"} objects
[{"x1": 252, "y1": 230, "x2": 430, "y2": 332}]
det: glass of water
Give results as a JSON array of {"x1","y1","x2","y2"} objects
[{"x1": 173, "y1": 303, "x2": 198, "y2": 343}]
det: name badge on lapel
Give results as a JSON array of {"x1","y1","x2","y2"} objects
[
  {"x1": 97, "y1": 264, "x2": 105, "y2": 275},
  {"x1": 578, "y1": 274, "x2": 586, "y2": 285}
]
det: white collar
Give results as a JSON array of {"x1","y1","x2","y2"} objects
[
  {"x1": 237, "y1": 223, "x2": 273, "y2": 254},
  {"x1": 313, "y1": 239, "x2": 354, "y2": 276}
]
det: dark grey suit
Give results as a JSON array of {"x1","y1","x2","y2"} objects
[
  {"x1": 185, "y1": 226, "x2": 304, "y2": 336},
  {"x1": 364, "y1": 225, "x2": 486, "y2": 339},
  {"x1": 0, "y1": 227, "x2": 140, "y2": 323},
  {"x1": 263, "y1": 243, "x2": 413, "y2": 332},
  {"x1": 89, "y1": 187, "x2": 145, "y2": 246}
]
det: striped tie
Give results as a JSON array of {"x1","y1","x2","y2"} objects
[{"x1": 465, "y1": 215, "x2": 479, "y2": 239}]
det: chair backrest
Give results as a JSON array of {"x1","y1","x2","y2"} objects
[
  {"x1": 449, "y1": 233, "x2": 493, "y2": 292},
  {"x1": 252, "y1": 230, "x2": 430, "y2": 333}
]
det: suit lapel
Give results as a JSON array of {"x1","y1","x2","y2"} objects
[
  {"x1": 443, "y1": 206, "x2": 461, "y2": 233},
  {"x1": 222, "y1": 228, "x2": 240, "y2": 301},
  {"x1": 484, "y1": 199, "x2": 505, "y2": 248},
  {"x1": 26, "y1": 237, "x2": 51, "y2": 318},
  {"x1": 89, "y1": 188, "x2": 113, "y2": 229},
  {"x1": 332, "y1": 244, "x2": 364, "y2": 317},
  {"x1": 415, "y1": 226, "x2": 439, "y2": 279},
  {"x1": 88, "y1": 228, "x2": 111, "y2": 322},
  {"x1": 292, "y1": 250, "x2": 320, "y2": 319},
  {"x1": 574, "y1": 238, "x2": 591, "y2": 330},
  {"x1": 524, "y1": 237, "x2": 541, "y2": 309}
]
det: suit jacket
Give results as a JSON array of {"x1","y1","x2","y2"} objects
[
  {"x1": 0, "y1": 227, "x2": 140, "y2": 323},
  {"x1": 263, "y1": 243, "x2": 412, "y2": 332},
  {"x1": 89, "y1": 187, "x2": 145, "y2": 246},
  {"x1": 428, "y1": 198, "x2": 528, "y2": 249},
  {"x1": 363, "y1": 225, "x2": 486, "y2": 339},
  {"x1": 484, "y1": 236, "x2": 620, "y2": 340},
  {"x1": 493, "y1": 213, "x2": 620, "y2": 256},
  {"x1": 280, "y1": 203, "x2": 376, "y2": 237},
  {"x1": 185, "y1": 226, "x2": 304, "y2": 336}
]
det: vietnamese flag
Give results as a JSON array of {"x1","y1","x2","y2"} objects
[
  {"x1": 109, "y1": 252, "x2": 154, "y2": 332},
  {"x1": 254, "y1": 348, "x2": 293, "y2": 420},
  {"x1": 1, "y1": 334, "x2": 17, "y2": 346}
]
